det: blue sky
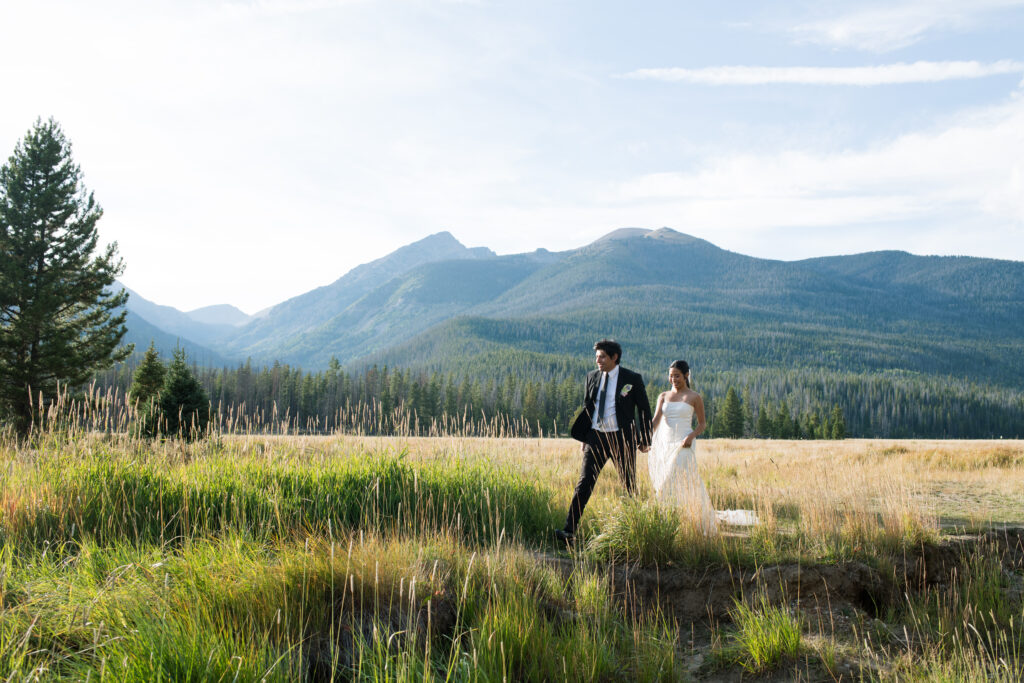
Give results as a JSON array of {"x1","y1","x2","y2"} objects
[{"x1": 2, "y1": 0, "x2": 1023, "y2": 312}]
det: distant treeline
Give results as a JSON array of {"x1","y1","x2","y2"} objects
[{"x1": 92, "y1": 352, "x2": 1024, "y2": 438}]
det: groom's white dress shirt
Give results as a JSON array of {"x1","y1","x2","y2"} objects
[{"x1": 592, "y1": 365, "x2": 620, "y2": 432}]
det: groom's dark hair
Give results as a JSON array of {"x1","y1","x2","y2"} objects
[{"x1": 594, "y1": 339, "x2": 622, "y2": 365}]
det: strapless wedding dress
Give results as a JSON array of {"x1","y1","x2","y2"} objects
[{"x1": 648, "y1": 401, "x2": 758, "y2": 531}]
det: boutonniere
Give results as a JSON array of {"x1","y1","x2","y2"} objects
[{"x1": 620, "y1": 384, "x2": 633, "y2": 397}]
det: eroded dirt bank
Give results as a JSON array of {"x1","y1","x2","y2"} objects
[{"x1": 591, "y1": 527, "x2": 1024, "y2": 625}]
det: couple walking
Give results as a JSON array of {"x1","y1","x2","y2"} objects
[{"x1": 555, "y1": 339, "x2": 722, "y2": 546}]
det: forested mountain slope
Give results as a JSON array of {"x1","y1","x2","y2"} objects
[
  {"x1": 363, "y1": 229, "x2": 1024, "y2": 389},
  {"x1": 122, "y1": 227, "x2": 1024, "y2": 390}
]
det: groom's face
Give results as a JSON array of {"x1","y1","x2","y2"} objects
[{"x1": 595, "y1": 350, "x2": 618, "y2": 372}]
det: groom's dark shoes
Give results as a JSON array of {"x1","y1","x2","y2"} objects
[{"x1": 554, "y1": 528, "x2": 575, "y2": 547}]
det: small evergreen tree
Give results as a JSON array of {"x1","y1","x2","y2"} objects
[
  {"x1": 444, "y1": 373, "x2": 457, "y2": 416},
  {"x1": 806, "y1": 410, "x2": 822, "y2": 440},
  {"x1": 159, "y1": 348, "x2": 210, "y2": 439},
  {"x1": 830, "y1": 405, "x2": 847, "y2": 440},
  {"x1": 718, "y1": 386, "x2": 744, "y2": 438},
  {"x1": 129, "y1": 342, "x2": 166, "y2": 436},
  {"x1": 788, "y1": 414, "x2": 800, "y2": 439},
  {"x1": 741, "y1": 387, "x2": 754, "y2": 437},
  {"x1": 775, "y1": 401, "x2": 795, "y2": 439},
  {"x1": 756, "y1": 398, "x2": 773, "y2": 437},
  {"x1": 130, "y1": 343, "x2": 165, "y2": 404}
]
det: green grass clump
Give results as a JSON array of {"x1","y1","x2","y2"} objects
[
  {"x1": 585, "y1": 499, "x2": 722, "y2": 567},
  {"x1": 883, "y1": 648, "x2": 1024, "y2": 683},
  {"x1": 715, "y1": 592, "x2": 803, "y2": 673},
  {"x1": 896, "y1": 543, "x2": 1024, "y2": 680},
  {"x1": 458, "y1": 556, "x2": 679, "y2": 681}
]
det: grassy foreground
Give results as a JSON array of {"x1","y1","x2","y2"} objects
[{"x1": 1, "y1": 430, "x2": 1022, "y2": 680}]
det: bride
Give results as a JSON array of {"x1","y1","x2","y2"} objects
[{"x1": 648, "y1": 360, "x2": 756, "y2": 532}]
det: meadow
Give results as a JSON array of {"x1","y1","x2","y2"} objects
[{"x1": 1, "y1": 425, "x2": 1022, "y2": 681}]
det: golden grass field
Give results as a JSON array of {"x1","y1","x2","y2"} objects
[{"x1": 273, "y1": 434, "x2": 1024, "y2": 531}]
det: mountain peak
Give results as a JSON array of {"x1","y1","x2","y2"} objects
[
  {"x1": 395, "y1": 231, "x2": 496, "y2": 260},
  {"x1": 226, "y1": 228, "x2": 498, "y2": 341},
  {"x1": 592, "y1": 228, "x2": 652, "y2": 244},
  {"x1": 649, "y1": 227, "x2": 699, "y2": 242},
  {"x1": 590, "y1": 227, "x2": 703, "y2": 246},
  {"x1": 187, "y1": 304, "x2": 252, "y2": 327},
  {"x1": 415, "y1": 231, "x2": 463, "y2": 249}
]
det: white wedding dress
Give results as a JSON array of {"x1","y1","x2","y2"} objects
[{"x1": 648, "y1": 400, "x2": 758, "y2": 532}]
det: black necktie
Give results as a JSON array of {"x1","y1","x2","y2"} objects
[{"x1": 597, "y1": 372, "x2": 609, "y2": 425}]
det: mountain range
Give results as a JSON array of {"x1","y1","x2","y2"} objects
[{"x1": 119, "y1": 228, "x2": 1024, "y2": 390}]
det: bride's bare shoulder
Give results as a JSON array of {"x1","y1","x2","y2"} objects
[{"x1": 683, "y1": 389, "x2": 703, "y2": 404}]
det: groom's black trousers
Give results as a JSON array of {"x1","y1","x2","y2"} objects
[{"x1": 564, "y1": 429, "x2": 636, "y2": 534}]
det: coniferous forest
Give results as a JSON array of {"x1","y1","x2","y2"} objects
[{"x1": 92, "y1": 351, "x2": 1023, "y2": 438}]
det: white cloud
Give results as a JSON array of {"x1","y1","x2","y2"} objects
[
  {"x1": 364, "y1": 94, "x2": 1024, "y2": 265},
  {"x1": 623, "y1": 61, "x2": 1024, "y2": 86},
  {"x1": 791, "y1": 0, "x2": 1024, "y2": 52},
  {"x1": 605, "y1": 96, "x2": 1024, "y2": 243}
]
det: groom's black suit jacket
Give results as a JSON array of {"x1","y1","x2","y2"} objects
[{"x1": 571, "y1": 366, "x2": 653, "y2": 449}]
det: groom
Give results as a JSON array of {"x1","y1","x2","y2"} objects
[{"x1": 556, "y1": 339, "x2": 653, "y2": 546}]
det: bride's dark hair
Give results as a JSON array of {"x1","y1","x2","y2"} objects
[{"x1": 670, "y1": 360, "x2": 690, "y2": 388}]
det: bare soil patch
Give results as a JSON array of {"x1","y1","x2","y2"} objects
[
  {"x1": 533, "y1": 528, "x2": 1024, "y2": 680},
  {"x1": 594, "y1": 527, "x2": 1024, "y2": 625}
]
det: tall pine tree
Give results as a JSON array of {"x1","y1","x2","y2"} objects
[{"x1": 0, "y1": 118, "x2": 130, "y2": 435}]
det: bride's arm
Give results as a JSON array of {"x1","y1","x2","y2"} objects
[
  {"x1": 682, "y1": 394, "x2": 707, "y2": 448},
  {"x1": 650, "y1": 393, "x2": 666, "y2": 434}
]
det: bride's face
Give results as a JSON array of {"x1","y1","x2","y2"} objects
[{"x1": 668, "y1": 367, "x2": 687, "y2": 390}]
